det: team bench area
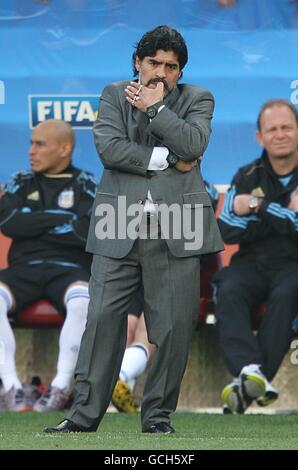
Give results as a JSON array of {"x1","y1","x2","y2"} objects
[
  {"x1": 0, "y1": 231, "x2": 222, "y2": 329},
  {"x1": 2, "y1": 195, "x2": 297, "y2": 411},
  {"x1": 0, "y1": 193, "x2": 266, "y2": 330}
]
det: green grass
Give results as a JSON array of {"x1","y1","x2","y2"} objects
[{"x1": 0, "y1": 411, "x2": 297, "y2": 450}]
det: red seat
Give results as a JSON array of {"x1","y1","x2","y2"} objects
[
  {"x1": 251, "y1": 303, "x2": 266, "y2": 330},
  {"x1": 198, "y1": 254, "x2": 222, "y2": 327},
  {"x1": 196, "y1": 195, "x2": 293, "y2": 331},
  {"x1": 12, "y1": 300, "x2": 63, "y2": 329}
]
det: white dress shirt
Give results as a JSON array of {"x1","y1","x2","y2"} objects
[{"x1": 144, "y1": 106, "x2": 169, "y2": 213}]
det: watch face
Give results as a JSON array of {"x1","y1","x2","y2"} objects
[
  {"x1": 147, "y1": 107, "x2": 157, "y2": 119},
  {"x1": 249, "y1": 197, "x2": 258, "y2": 209},
  {"x1": 167, "y1": 154, "x2": 178, "y2": 167}
]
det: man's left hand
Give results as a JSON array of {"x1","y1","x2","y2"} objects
[{"x1": 175, "y1": 160, "x2": 198, "y2": 173}]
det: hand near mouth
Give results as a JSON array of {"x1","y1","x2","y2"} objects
[{"x1": 125, "y1": 81, "x2": 164, "y2": 112}]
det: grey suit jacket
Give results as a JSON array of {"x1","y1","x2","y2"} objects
[{"x1": 87, "y1": 81, "x2": 223, "y2": 258}]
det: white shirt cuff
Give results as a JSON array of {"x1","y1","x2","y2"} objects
[{"x1": 148, "y1": 147, "x2": 169, "y2": 170}]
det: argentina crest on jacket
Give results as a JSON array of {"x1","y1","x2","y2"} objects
[{"x1": 57, "y1": 189, "x2": 74, "y2": 209}]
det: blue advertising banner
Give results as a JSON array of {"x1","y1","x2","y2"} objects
[
  {"x1": 29, "y1": 95, "x2": 99, "y2": 128},
  {"x1": 0, "y1": 0, "x2": 297, "y2": 185}
]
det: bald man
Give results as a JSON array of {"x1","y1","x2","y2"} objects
[{"x1": 0, "y1": 120, "x2": 97, "y2": 411}]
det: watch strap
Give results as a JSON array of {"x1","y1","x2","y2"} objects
[{"x1": 146, "y1": 101, "x2": 164, "y2": 118}]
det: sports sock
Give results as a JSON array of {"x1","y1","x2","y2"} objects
[
  {"x1": 119, "y1": 343, "x2": 149, "y2": 385},
  {"x1": 0, "y1": 286, "x2": 22, "y2": 392},
  {"x1": 51, "y1": 285, "x2": 89, "y2": 392}
]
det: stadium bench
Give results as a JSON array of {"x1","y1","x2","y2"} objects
[
  {"x1": 0, "y1": 191, "x2": 265, "y2": 330},
  {"x1": 12, "y1": 300, "x2": 63, "y2": 329},
  {"x1": 0, "y1": 229, "x2": 63, "y2": 328},
  {"x1": 0, "y1": 227, "x2": 220, "y2": 329}
]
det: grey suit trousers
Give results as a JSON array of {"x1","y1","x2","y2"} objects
[{"x1": 67, "y1": 219, "x2": 200, "y2": 430}]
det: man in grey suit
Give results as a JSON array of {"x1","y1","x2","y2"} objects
[{"x1": 45, "y1": 25, "x2": 223, "y2": 434}]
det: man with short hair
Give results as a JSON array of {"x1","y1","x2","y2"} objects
[
  {"x1": 0, "y1": 119, "x2": 96, "y2": 411},
  {"x1": 45, "y1": 24, "x2": 222, "y2": 434},
  {"x1": 214, "y1": 99, "x2": 298, "y2": 414}
]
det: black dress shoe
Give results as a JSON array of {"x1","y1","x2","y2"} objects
[
  {"x1": 43, "y1": 419, "x2": 96, "y2": 433},
  {"x1": 143, "y1": 422, "x2": 176, "y2": 434}
]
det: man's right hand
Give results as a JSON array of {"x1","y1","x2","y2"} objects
[
  {"x1": 288, "y1": 191, "x2": 298, "y2": 211},
  {"x1": 125, "y1": 81, "x2": 164, "y2": 112},
  {"x1": 233, "y1": 194, "x2": 254, "y2": 215}
]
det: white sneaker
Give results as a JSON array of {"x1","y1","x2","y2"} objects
[
  {"x1": 240, "y1": 364, "x2": 278, "y2": 405},
  {"x1": 256, "y1": 380, "x2": 279, "y2": 407},
  {"x1": 221, "y1": 378, "x2": 252, "y2": 414},
  {"x1": 32, "y1": 386, "x2": 70, "y2": 412},
  {"x1": 5, "y1": 386, "x2": 30, "y2": 412}
]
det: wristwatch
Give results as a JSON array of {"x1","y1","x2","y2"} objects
[
  {"x1": 146, "y1": 101, "x2": 163, "y2": 119},
  {"x1": 166, "y1": 153, "x2": 179, "y2": 168},
  {"x1": 248, "y1": 196, "x2": 260, "y2": 213}
]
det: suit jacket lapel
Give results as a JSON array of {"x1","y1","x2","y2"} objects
[{"x1": 132, "y1": 107, "x2": 149, "y2": 143}]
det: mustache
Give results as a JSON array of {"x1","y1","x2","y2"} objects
[{"x1": 147, "y1": 77, "x2": 169, "y2": 90}]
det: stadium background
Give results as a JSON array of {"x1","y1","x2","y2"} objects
[
  {"x1": 1, "y1": 4, "x2": 298, "y2": 448},
  {"x1": 0, "y1": 0, "x2": 297, "y2": 186}
]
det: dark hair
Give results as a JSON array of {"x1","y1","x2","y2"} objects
[
  {"x1": 132, "y1": 25, "x2": 188, "y2": 77},
  {"x1": 257, "y1": 99, "x2": 298, "y2": 130}
]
